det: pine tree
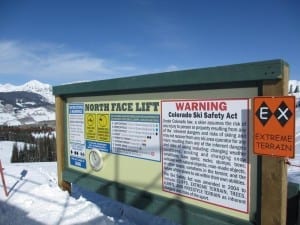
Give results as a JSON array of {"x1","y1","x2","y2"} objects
[
  {"x1": 51, "y1": 136, "x2": 57, "y2": 161},
  {"x1": 23, "y1": 144, "x2": 28, "y2": 162},
  {"x1": 289, "y1": 84, "x2": 293, "y2": 93},
  {"x1": 19, "y1": 150, "x2": 25, "y2": 162},
  {"x1": 11, "y1": 142, "x2": 19, "y2": 163}
]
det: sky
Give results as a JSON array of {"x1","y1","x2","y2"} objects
[{"x1": 0, "y1": 0, "x2": 299, "y2": 86}]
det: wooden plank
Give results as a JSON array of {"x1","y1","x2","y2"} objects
[
  {"x1": 260, "y1": 64, "x2": 289, "y2": 225},
  {"x1": 55, "y1": 96, "x2": 71, "y2": 193}
]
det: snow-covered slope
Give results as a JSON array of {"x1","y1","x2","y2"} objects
[{"x1": 0, "y1": 141, "x2": 178, "y2": 225}]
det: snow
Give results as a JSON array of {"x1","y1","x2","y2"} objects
[
  {"x1": 0, "y1": 142, "x2": 177, "y2": 225},
  {"x1": 15, "y1": 107, "x2": 55, "y2": 122},
  {"x1": 287, "y1": 107, "x2": 300, "y2": 183},
  {"x1": 31, "y1": 131, "x2": 56, "y2": 139},
  {"x1": 288, "y1": 108, "x2": 300, "y2": 184},
  {"x1": 2, "y1": 125, "x2": 300, "y2": 225},
  {"x1": 0, "y1": 106, "x2": 55, "y2": 126},
  {"x1": 289, "y1": 80, "x2": 300, "y2": 99},
  {"x1": 0, "y1": 80, "x2": 54, "y2": 104},
  {"x1": 0, "y1": 112, "x2": 20, "y2": 126}
]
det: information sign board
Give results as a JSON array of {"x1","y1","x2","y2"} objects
[
  {"x1": 161, "y1": 99, "x2": 249, "y2": 212},
  {"x1": 54, "y1": 59, "x2": 290, "y2": 225},
  {"x1": 67, "y1": 97, "x2": 251, "y2": 213},
  {"x1": 67, "y1": 100, "x2": 161, "y2": 171},
  {"x1": 253, "y1": 96, "x2": 295, "y2": 158}
]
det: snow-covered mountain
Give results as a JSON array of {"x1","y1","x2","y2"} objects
[
  {"x1": 289, "y1": 80, "x2": 300, "y2": 97},
  {"x1": 0, "y1": 80, "x2": 54, "y2": 104},
  {"x1": 0, "y1": 80, "x2": 55, "y2": 126},
  {"x1": 288, "y1": 80, "x2": 300, "y2": 107}
]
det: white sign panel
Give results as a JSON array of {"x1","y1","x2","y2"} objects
[
  {"x1": 68, "y1": 103, "x2": 87, "y2": 169},
  {"x1": 161, "y1": 99, "x2": 249, "y2": 213},
  {"x1": 67, "y1": 101, "x2": 161, "y2": 172},
  {"x1": 111, "y1": 114, "x2": 160, "y2": 161}
]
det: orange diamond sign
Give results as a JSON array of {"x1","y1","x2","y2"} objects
[{"x1": 253, "y1": 96, "x2": 295, "y2": 158}]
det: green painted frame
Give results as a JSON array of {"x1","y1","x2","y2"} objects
[{"x1": 53, "y1": 59, "x2": 284, "y2": 97}]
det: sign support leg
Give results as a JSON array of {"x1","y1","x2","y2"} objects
[
  {"x1": 260, "y1": 65, "x2": 289, "y2": 225},
  {"x1": 55, "y1": 96, "x2": 71, "y2": 193},
  {"x1": 0, "y1": 160, "x2": 8, "y2": 197}
]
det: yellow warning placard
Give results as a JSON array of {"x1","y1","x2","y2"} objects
[
  {"x1": 96, "y1": 114, "x2": 110, "y2": 142},
  {"x1": 253, "y1": 96, "x2": 295, "y2": 158},
  {"x1": 85, "y1": 113, "x2": 96, "y2": 140}
]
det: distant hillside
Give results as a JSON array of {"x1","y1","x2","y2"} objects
[
  {"x1": 0, "y1": 80, "x2": 55, "y2": 126},
  {"x1": 0, "y1": 91, "x2": 51, "y2": 109}
]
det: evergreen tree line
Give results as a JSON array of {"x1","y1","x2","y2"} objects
[
  {"x1": 10, "y1": 135, "x2": 56, "y2": 163},
  {"x1": 0, "y1": 125, "x2": 54, "y2": 142},
  {"x1": 0, "y1": 125, "x2": 56, "y2": 163}
]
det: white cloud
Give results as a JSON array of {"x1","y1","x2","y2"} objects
[
  {"x1": 165, "y1": 64, "x2": 178, "y2": 71},
  {"x1": 0, "y1": 40, "x2": 137, "y2": 84}
]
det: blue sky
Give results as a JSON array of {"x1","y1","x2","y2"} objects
[{"x1": 0, "y1": 0, "x2": 299, "y2": 85}]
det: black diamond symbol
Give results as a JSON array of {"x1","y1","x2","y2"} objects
[
  {"x1": 256, "y1": 102, "x2": 272, "y2": 126},
  {"x1": 274, "y1": 101, "x2": 293, "y2": 127}
]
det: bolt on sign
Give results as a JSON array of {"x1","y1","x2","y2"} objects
[{"x1": 253, "y1": 96, "x2": 295, "y2": 158}]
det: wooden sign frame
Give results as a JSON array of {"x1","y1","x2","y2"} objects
[{"x1": 53, "y1": 59, "x2": 290, "y2": 225}]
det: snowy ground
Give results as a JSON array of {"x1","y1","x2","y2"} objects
[
  {"x1": 1, "y1": 108, "x2": 300, "y2": 225},
  {"x1": 0, "y1": 142, "x2": 178, "y2": 225},
  {"x1": 287, "y1": 107, "x2": 300, "y2": 183}
]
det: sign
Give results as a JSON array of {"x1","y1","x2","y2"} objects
[
  {"x1": 253, "y1": 96, "x2": 295, "y2": 158},
  {"x1": 54, "y1": 60, "x2": 291, "y2": 224},
  {"x1": 68, "y1": 104, "x2": 86, "y2": 168},
  {"x1": 161, "y1": 99, "x2": 249, "y2": 213},
  {"x1": 67, "y1": 100, "x2": 161, "y2": 171}
]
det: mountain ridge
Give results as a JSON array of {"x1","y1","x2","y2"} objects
[
  {"x1": 0, "y1": 80, "x2": 55, "y2": 126},
  {"x1": 0, "y1": 80, "x2": 54, "y2": 104}
]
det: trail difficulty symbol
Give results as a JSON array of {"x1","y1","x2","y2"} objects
[
  {"x1": 255, "y1": 102, "x2": 272, "y2": 126},
  {"x1": 274, "y1": 101, "x2": 293, "y2": 126},
  {"x1": 255, "y1": 101, "x2": 293, "y2": 127},
  {"x1": 253, "y1": 96, "x2": 295, "y2": 158}
]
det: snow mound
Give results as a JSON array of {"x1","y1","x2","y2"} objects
[{"x1": 0, "y1": 141, "x2": 178, "y2": 225}]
